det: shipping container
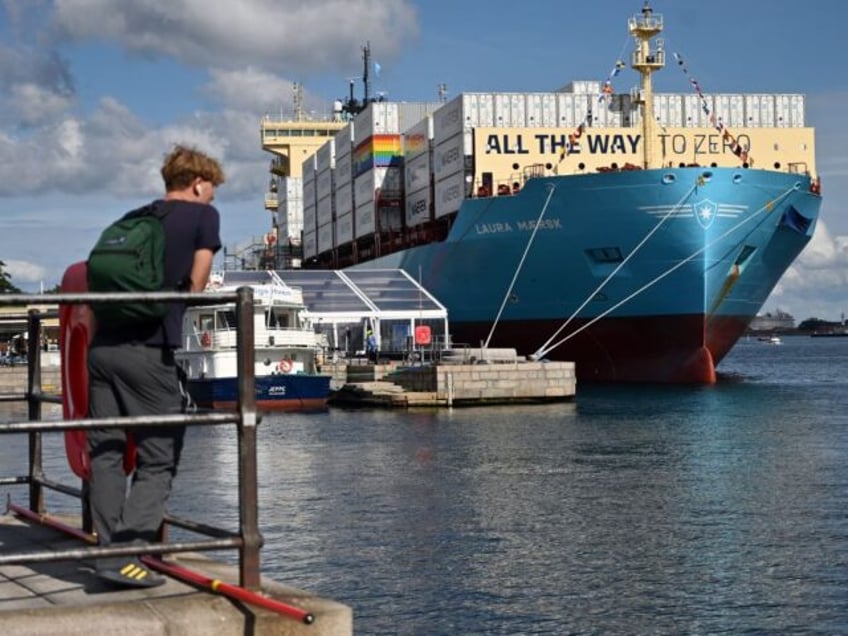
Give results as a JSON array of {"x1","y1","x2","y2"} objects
[
  {"x1": 335, "y1": 122, "x2": 355, "y2": 158},
  {"x1": 713, "y1": 94, "x2": 746, "y2": 128},
  {"x1": 653, "y1": 93, "x2": 684, "y2": 127},
  {"x1": 355, "y1": 201, "x2": 376, "y2": 238},
  {"x1": 317, "y1": 222, "x2": 334, "y2": 254},
  {"x1": 303, "y1": 177, "x2": 316, "y2": 210},
  {"x1": 557, "y1": 93, "x2": 576, "y2": 128},
  {"x1": 277, "y1": 176, "x2": 302, "y2": 201},
  {"x1": 574, "y1": 94, "x2": 592, "y2": 127},
  {"x1": 398, "y1": 102, "x2": 441, "y2": 132},
  {"x1": 316, "y1": 194, "x2": 333, "y2": 227},
  {"x1": 433, "y1": 133, "x2": 465, "y2": 181},
  {"x1": 277, "y1": 198, "x2": 304, "y2": 239},
  {"x1": 434, "y1": 170, "x2": 468, "y2": 219},
  {"x1": 354, "y1": 101, "x2": 400, "y2": 135},
  {"x1": 335, "y1": 153, "x2": 352, "y2": 187},
  {"x1": 302, "y1": 230, "x2": 317, "y2": 259},
  {"x1": 335, "y1": 181, "x2": 353, "y2": 219},
  {"x1": 379, "y1": 207, "x2": 403, "y2": 232},
  {"x1": 433, "y1": 93, "x2": 464, "y2": 139},
  {"x1": 789, "y1": 94, "x2": 805, "y2": 127},
  {"x1": 683, "y1": 93, "x2": 713, "y2": 127},
  {"x1": 403, "y1": 115, "x2": 433, "y2": 160},
  {"x1": 302, "y1": 154, "x2": 317, "y2": 185},
  {"x1": 335, "y1": 212, "x2": 353, "y2": 246},
  {"x1": 303, "y1": 200, "x2": 316, "y2": 235},
  {"x1": 316, "y1": 168, "x2": 333, "y2": 201},
  {"x1": 494, "y1": 93, "x2": 512, "y2": 127},
  {"x1": 405, "y1": 187, "x2": 431, "y2": 228},
  {"x1": 352, "y1": 134, "x2": 402, "y2": 178},
  {"x1": 354, "y1": 166, "x2": 402, "y2": 204},
  {"x1": 744, "y1": 94, "x2": 775, "y2": 127},
  {"x1": 316, "y1": 139, "x2": 335, "y2": 171},
  {"x1": 510, "y1": 93, "x2": 527, "y2": 127},
  {"x1": 557, "y1": 80, "x2": 602, "y2": 95},
  {"x1": 405, "y1": 151, "x2": 431, "y2": 193}
]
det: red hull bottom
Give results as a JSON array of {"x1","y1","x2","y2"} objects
[
  {"x1": 211, "y1": 398, "x2": 329, "y2": 412},
  {"x1": 450, "y1": 314, "x2": 749, "y2": 384}
]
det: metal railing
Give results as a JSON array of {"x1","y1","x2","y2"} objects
[{"x1": 0, "y1": 287, "x2": 265, "y2": 590}]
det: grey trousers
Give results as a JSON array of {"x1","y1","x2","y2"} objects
[{"x1": 87, "y1": 343, "x2": 186, "y2": 555}]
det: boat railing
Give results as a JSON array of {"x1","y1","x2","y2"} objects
[{"x1": 0, "y1": 287, "x2": 268, "y2": 591}]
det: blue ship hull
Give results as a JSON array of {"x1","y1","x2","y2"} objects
[
  {"x1": 352, "y1": 167, "x2": 820, "y2": 383},
  {"x1": 187, "y1": 374, "x2": 331, "y2": 411}
]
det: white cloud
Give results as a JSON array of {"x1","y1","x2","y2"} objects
[
  {"x1": 4, "y1": 260, "x2": 48, "y2": 285},
  {"x1": 50, "y1": 0, "x2": 418, "y2": 74}
]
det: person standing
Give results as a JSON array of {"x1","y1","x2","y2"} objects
[
  {"x1": 87, "y1": 144, "x2": 223, "y2": 588},
  {"x1": 366, "y1": 329, "x2": 378, "y2": 363}
]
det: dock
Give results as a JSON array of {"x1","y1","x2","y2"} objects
[
  {"x1": 327, "y1": 352, "x2": 576, "y2": 407},
  {"x1": 0, "y1": 513, "x2": 350, "y2": 635}
]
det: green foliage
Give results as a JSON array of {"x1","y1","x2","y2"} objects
[{"x1": 0, "y1": 260, "x2": 22, "y2": 294}]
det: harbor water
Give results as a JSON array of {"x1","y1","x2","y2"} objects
[{"x1": 3, "y1": 335, "x2": 847, "y2": 633}]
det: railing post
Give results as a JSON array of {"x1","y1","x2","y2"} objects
[
  {"x1": 26, "y1": 309, "x2": 44, "y2": 513},
  {"x1": 235, "y1": 286, "x2": 262, "y2": 590}
]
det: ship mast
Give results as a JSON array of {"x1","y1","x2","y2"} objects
[{"x1": 629, "y1": 2, "x2": 665, "y2": 169}]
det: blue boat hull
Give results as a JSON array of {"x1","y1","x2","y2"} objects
[
  {"x1": 187, "y1": 374, "x2": 332, "y2": 411},
  {"x1": 351, "y1": 167, "x2": 820, "y2": 383}
]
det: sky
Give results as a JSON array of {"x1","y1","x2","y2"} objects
[{"x1": 0, "y1": 0, "x2": 846, "y2": 322}]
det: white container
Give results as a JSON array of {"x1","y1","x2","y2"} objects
[
  {"x1": 405, "y1": 151, "x2": 431, "y2": 193},
  {"x1": 684, "y1": 93, "x2": 713, "y2": 127},
  {"x1": 335, "y1": 181, "x2": 353, "y2": 219},
  {"x1": 573, "y1": 94, "x2": 591, "y2": 127},
  {"x1": 540, "y1": 93, "x2": 558, "y2": 126},
  {"x1": 335, "y1": 153, "x2": 352, "y2": 187},
  {"x1": 335, "y1": 211, "x2": 353, "y2": 246},
  {"x1": 494, "y1": 93, "x2": 512, "y2": 127},
  {"x1": 355, "y1": 201, "x2": 376, "y2": 238},
  {"x1": 355, "y1": 168, "x2": 381, "y2": 205},
  {"x1": 510, "y1": 93, "x2": 527, "y2": 127},
  {"x1": 403, "y1": 116, "x2": 433, "y2": 160},
  {"x1": 653, "y1": 94, "x2": 684, "y2": 127},
  {"x1": 302, "y1": 230, "x2": 317, "y2": 259},
  {"x1": 433, "y1": 94, "x2": 465, "y2": 140},
  {"x1": 557, "y1": 93, "x2": 576, "y2": 127},
  {"x1": 302, "y1": 154, "x2": 317, "y2": 184},
  {"x1": 316, "y1": 139, "x2": 335, "y2": 171},
  {"x1": 316, "y1": 195, "x2": 333, "y2": 227},
  {"x1": 352, "y1": 134, "x2": 402, "y2": 178},
  {"x1": 433, "y1": 133, "x2": 465, "y2": 181},
  {"x1": 405, "y1": 186, "x2": 431, "y2": 228},
  {"x1": 558, "y1": 80, "x2": 601, "y2": 95},
  {"x1": 776, "y1": 94, "x2": 805, "y2": 128},
  {"x1": 745, "y1": 94, "x2": 760, "y2": 127},
  {"x1": 303, "y1": 200, "x2": 316, "y2": 234},
  {"x1": 434, "y1": 170, "x2": 467, "y2": 219},
  {"x1": 354, "y1": 101, "x2": 400, "y2": 135},
  {"x1": 303, "y1": 178, "x2": 316, "y2": 209},
  {"x1": 335, "y1": 122, "x2": 355, "y2": 157},
  {"x1": 316, "y1": 168, "x2": 333, "y2": 201},
  {"x1": 277, "y1": 176, "x2": 302, "y2": 202},
  {"x1": 789, "y1": 94, "x2": 805, "y2": 127},
  {"x1": 317, "y1": 222, "x2": 334, "y2": 254},
  {"x1": 714, "y1": 94, "x2": 746, "y2": 127}
]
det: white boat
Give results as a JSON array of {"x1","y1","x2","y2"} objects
[
  {"x1": 176, "y1": 271, "x2": 331, "y2": 411},
  {"x1": 757, "y1": 335, "x2": 782, "y2": 345}
]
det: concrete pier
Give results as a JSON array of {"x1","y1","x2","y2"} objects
[
  {"x1": 0, "y1": 513, "x2": 351, "y2": 635},
  {"x1": 328, "y1": 359, "x2": 576, "y2": 407}
]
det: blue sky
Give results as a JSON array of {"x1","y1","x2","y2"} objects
[{"x1": 0, "y1": 0, "x2": 846, "y2": 322}]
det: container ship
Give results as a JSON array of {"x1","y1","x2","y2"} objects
[{"x1": 259, "y1": 3, "x2": 821, "y2": 383}]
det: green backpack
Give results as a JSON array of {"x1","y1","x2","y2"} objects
[{"x1": 87, "y1": 203, "x2": 169, "y2": 324}]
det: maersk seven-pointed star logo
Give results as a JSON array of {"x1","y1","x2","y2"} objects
[{"x1": 692, "y1": 199, "x2": 718, "y2": 229}]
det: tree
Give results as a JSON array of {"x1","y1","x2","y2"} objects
[{"x1": 0, "y1": 260, "x2": 22, "y2": 293}]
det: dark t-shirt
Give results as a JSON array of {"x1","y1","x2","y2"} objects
[{"x1": 92, "y1": 199, "x2": 221, "y2": 349}]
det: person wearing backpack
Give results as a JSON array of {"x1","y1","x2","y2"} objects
[{"x1": 86, "y1": 144, "x2": 224, "y2": 588}]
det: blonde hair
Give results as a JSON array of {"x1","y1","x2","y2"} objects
[{"x1": 160, "y1": 144, "x2": 225, "y2": 191}]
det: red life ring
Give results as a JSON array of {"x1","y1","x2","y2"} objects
[
  {"x1": 60, "y1": 261, "x2": 136, "y2": 480},
  {"x1": 200, "y1": 330, "x2": 212, "y2": 347},
  {"x1": 278, "y1": 358, "x2": 293, "y2": 373}
]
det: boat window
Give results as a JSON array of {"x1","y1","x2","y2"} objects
[
  {"x1": 199, "y1": 313, "x2": 214, "y2": 331},
  {"x1": 266, "y1": 310, "x2": 290, "y2": 328},
  {"x1": 587, "y1": 247, "x2": 624, "y2": 263},
  {"x1": 216, "y1": 310, "x2": 237, "y2": 329}
]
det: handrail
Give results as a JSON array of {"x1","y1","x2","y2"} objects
[{"x1": 0, "y1": 287, "x2": 264, "y2": 590}]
